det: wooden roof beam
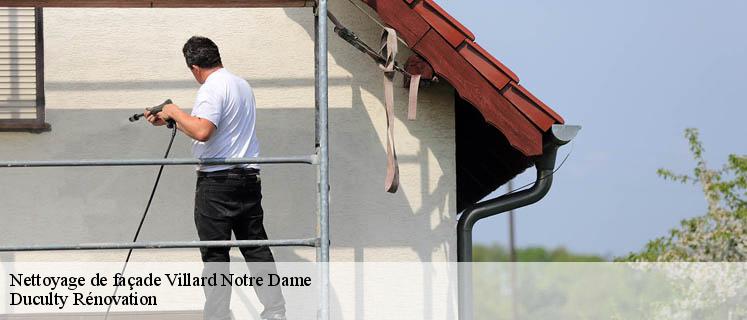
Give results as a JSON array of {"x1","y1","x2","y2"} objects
[{"x1": 0, "y1": 0, "x2": 315, "y2": 8}]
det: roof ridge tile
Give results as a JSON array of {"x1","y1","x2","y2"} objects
[
  {"x1": 413, "y1": 0, "x2": 474, "y2": 47},
  {"x1": 423, "y1": 0, "x2": 475, "y2": 40},
  {"x1": 459, "y1": 39, "x2": 520, "y2": 90},
  {"x1": 508, "y1": 82, "x2": 565, "y2": 124}
]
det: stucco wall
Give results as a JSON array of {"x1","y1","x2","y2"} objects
[{"x1": 0, "y1": 3, "x2": 456, "y2": 263}]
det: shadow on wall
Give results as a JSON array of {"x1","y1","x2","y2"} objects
[
  {"x1": 0, "y1": 9, "x2": 456, "y2": 251},
  {"x1": 0, "y1": 6, "x2": 458, "y2": 320},
  {"x1": 1, "y1": 7, "x2": 455, "y2": 264},
  {"x1": 281, "y1": 5, "x2": 456, "y2": 261},
  {"x1": 282, "y1": 5, "x2": 457, "y2": 320},
  {"x1": 44, "y1": 77, "x2": 352, "y2": 91}
]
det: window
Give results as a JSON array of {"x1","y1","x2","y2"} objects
[{"x1": 0, "y1": 7, "x2": 48, "y2": 132}]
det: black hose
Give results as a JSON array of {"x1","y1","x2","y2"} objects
[{"x1": 104, "y1": 124, "x2": 177, "y2": 320}]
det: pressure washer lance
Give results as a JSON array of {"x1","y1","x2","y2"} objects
[
  {"x1": 104, "y1": 100, "x2": 178, "y2": 320},
  {"x1": 129, "y1": 99, "x2": 176, "y2": 129}
]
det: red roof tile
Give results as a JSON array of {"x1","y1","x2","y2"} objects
[
  {"x1": 458, "y1": 40, "x2": 519, "y2": 91},
  {"x1": 413, "y1": 0, "x2": 475, "y2": 47},
  {"x1": 364, "y1": 0, "x2": 565, "y2": 157},
  {"x1": 506, "y1": 82, "x2": 565, "y2": 124},
  {"x1": 503, "y1": 82, "x2": 556, "y2": 131}
]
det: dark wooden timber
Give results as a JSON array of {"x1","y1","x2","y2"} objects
[{"x1": 0, "y1": 0, "x2": 313, "y2": 7}]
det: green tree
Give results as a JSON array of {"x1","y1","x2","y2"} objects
[
  {"x1": 623, "y1": 128, "x2": 747, "y2": 262},
  {"x1": 474, "y1": 243, "x2": 605, "y2": 262}
]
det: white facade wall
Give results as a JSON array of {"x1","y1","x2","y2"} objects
[{"x1": 0, "y1": 2, "x2": 457, "y2": 263}]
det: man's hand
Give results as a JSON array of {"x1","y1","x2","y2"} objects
[
  {"x1": 144, "y1": 111, "x2": 166, "y2": 126},
  {"x1": 143, "y1": 103, "x2": 215, "y2": 141},
  {"x1": 144, "y1": 104, "x2": 178, "y2": 127}
]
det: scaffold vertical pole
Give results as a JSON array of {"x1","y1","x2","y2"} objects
[{"x1": 315, "y1": 0, "x2": 331, "y2": 319}]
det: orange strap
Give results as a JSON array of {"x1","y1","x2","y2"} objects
[
  {"x1": 380, "y1": 27, "x2": 399, "y2": 193},
  {"x1": 379, "y1": 28, "x2": 421, "y2": 193},
  {"x1": 407, "y1": 74, "x2": 421, "y2": 121}
]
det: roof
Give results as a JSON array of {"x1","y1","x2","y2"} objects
[{"x1": 362, "y1": 0, "x2": 564, "y2": 157}]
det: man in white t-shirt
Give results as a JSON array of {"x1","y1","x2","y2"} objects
[{"x1": 145, "y1": 36, "x2": 285, "y2": 320}]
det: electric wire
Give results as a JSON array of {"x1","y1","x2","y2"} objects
[
  {"x1": 454, "y1": 142, "x2": 574, "y2": 218},
  {"x1": 103, "y1": 124, "x2": 177, "y2": 320},
  {"x1": 327, "y1": 10, "x2": 413, "y2": 77},
  {"x1": 503, "y1": 141, "x2": 575, "y2": 197}
]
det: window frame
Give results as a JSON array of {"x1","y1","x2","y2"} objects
[{"x1": 0, "y1": 7, "x2": 49, "y2": 132}]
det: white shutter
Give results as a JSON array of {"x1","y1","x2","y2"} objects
[{"x1": 0, "y1": 7, "x2": 37, "y2": 120}]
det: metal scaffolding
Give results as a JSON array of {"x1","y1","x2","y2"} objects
[{"x1": 0, "y1": 1, "x2": 331, "y2": 319}]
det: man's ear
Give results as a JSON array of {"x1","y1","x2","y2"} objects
[
  {"x1": 190, "y1": 65, "x2": 202, "y2": 75},
  {"x1": 190, "y1": 65, "x2": 201, "y2": 82}
]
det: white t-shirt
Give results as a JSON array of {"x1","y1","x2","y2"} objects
[{"x1": 191, "y1": 68, "x2": 260, "y2": 172}]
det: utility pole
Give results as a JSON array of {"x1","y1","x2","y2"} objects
[
  {"x1": 508, "y1": 180, "x2": 519, "y2": 320},
  {"x1": 508, "y1": 180, "x2": 516, "y2": 262}
]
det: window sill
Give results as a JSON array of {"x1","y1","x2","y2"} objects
[{"x1": 0, "y1": 120, "x2": 51, "y2": 133}]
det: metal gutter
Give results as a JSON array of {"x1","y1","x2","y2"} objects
[{"x1": 457, "y1": 124, "x2": 580, "y2": 320}]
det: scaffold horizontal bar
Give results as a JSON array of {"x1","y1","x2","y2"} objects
[
  {"x1": 0, "y1": 238, "x2": 319, "y2": 252},
  {"x1": 0, "y1": 155, "x2": 317, "y2": 168}
]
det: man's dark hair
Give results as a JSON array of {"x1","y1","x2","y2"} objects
[{"x1": 182, "y1": 36, "x2": 222, "y2": 69}]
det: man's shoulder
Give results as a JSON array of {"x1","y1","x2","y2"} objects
[
  {"x1": 209, "y1": 68, "x2": 239, "y2": 82},
  {"x1": 210, "y1": 69, "x2": 251, "y2": 88},
  {"x1": 201, "y1": 71, "x2": 230, "y2": 91}
]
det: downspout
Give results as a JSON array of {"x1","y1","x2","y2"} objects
[{"x1": 457, "y1": 124, "x2": 580, "y2": 320}]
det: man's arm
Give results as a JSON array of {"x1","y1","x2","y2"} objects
[{"x1": 145, "y1": 104, "x2": 216, "y2": 142}]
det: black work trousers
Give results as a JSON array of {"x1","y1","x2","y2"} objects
[{"x1": 194, "y1": 169, "x2": 286, "y2": 320}]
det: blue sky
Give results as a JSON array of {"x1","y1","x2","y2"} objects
[{"x1": 436, "y1": 0, "x2": 747, "y2": 257}]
